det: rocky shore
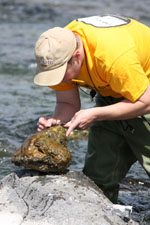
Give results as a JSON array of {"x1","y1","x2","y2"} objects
[{"x1": 0, "y1": 170, "x2": 138, "y2": 225}]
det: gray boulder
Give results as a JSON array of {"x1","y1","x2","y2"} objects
[{"x1": 0, "y1": 170, "x2": 138, "y2": 225}]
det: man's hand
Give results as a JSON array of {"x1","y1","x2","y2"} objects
[
  {"x1": 37, "y1": 117, "x2": 60, "y2": 131},
  {"x1": 64, "y1": 108, "x2": 96, "y2": 136}
]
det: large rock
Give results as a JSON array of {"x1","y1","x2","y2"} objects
[
  {"x1": 11, "y1": 126, "x2": 89, "y2": 173},
  {"x1": 0, "y1": 170, "x2": 138, "y2": 225},
  {"x1": 12, "y1": 126, "x2": 71, "y2": 173}
]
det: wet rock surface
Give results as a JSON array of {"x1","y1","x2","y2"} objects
[
  {"x1": 12, "y1": 126, "x2": 72, "y2": 173},
  {"x1": 0, "y1": 170, "x2": 138, "y2": 225}
]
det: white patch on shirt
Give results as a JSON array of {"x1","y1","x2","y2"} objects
[{"x1": 77, "y1": 15, "x2": 130, "y2": 28}]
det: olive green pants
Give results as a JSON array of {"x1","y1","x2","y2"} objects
[{"x1": 83, "y1": 95, "x2": 150, "y2": 203}]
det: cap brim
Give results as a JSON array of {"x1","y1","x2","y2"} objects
[{"x1": 34, "y1": 63, "x2": 67, "y2": 86}]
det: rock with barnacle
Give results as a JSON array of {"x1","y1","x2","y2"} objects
[{"x1": 12, "y1": 126, "x2": 72, "y2": 173}]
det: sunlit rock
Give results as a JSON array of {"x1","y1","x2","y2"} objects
[
  {"x1": 0, "y1": 170, "x2": 139, "y2": 225},
  {"x1": 12, "y1": 126, "x2": 71, "y2": 172}
]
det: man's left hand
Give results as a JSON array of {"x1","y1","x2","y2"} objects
[{"x1": 64, "y1": 109, "x2": 96, "y2": 136}]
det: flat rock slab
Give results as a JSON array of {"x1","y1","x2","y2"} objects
[{"x1": 0, "y1": 170, "x2": 138, "y2": 225}]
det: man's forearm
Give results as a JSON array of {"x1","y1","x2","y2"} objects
[
  {"x1": 53, "y1": 102, "x2": 80, "y2": 123},
  {"x1": 94, "y1": 98, "x2": 150, "y2": 122},
  {"x1": 94, "y1": 86, "x2": 150, "y2": 122}
]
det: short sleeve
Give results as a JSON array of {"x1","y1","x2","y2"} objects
[
  {"x1": 106, "y1": 48, "x2": 149, "y2": 102},
  {"x1": 49, "y1": 82, "x2": 76, "y2": 91}
]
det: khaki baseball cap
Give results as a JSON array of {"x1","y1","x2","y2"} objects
[{"x1": 34, "y1": 27, "x2": 77, "y2": 86}]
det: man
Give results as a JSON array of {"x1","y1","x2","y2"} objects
[{"x1": 34, "y1": 15, "x2": 150, "y2": 203}]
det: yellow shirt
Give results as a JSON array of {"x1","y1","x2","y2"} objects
[{"x1": 50, "y1": 15, "x2": 150, "y2": 102}]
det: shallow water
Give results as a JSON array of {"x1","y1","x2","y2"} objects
[{"x1": 0, "y1": 0, "x2": 150, "y2": 224}]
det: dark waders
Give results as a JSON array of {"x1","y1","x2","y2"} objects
[{"x1": 83, "y1": 95, "x2": 150, "y2": 203}]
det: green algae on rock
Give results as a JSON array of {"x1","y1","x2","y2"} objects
[
  {"x1": 68, "y1": 129, "x2": 89, "y2": 140},
  {"x1": 12, "y1": 126, "x2": 72, "y2": 173}
]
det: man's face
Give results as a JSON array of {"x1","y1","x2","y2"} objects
[{"x1": 62, "y1": 58, "x2": 81, "y2": 84}]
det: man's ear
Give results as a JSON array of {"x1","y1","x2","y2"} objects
[
  {"x1": 73, "y1": 50, "x2": 81, "y2": 65},
  {"x1": 73, "y1": 49, "x2": 81, "y2": 58}
]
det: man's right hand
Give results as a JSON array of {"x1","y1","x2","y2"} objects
[{"x1": 37, "y1": 117, "x2": 60, "y2": 131}]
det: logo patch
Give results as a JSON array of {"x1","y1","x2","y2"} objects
[
  {"x1": 77, "y1": 15, "x2": 130, "y2": 28},
  {"x1": 37, "y1": 59, "x2": 54, "y2": 66}
]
